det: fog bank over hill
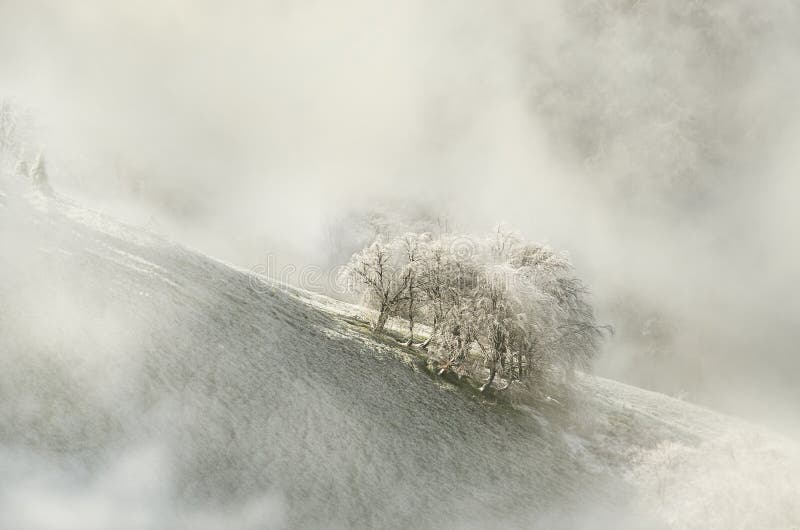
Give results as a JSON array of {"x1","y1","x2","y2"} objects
[
  {"x1": 2, "y1": 0, "x2": 800, "y2": 431},
  {"x1": 1, "y1": 190, "x2": 798, "y2": 529}
]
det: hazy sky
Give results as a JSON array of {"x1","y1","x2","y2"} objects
[{"x1": 2, "y1": 0, "x2": 799, "y2": 431}]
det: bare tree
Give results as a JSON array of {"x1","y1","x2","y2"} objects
[
  {"x1": 0, "y1": 99, "x2": 17, "y2": 157},
  {"x1": 14, "y1": 156, "x2": 28, "y2": 179},
  {"x1": 340, "y1": 237, "x2": 410, "y2": 333},
  {"x1": 0, "y1": 99, "x2": 36, "y2": 175},
  {"x1": 398, "y1": 233, "x2": 426, "y2": 345},
  {"x1": 414, "y1": 238, "x2": 453, "y2": 345},
  {"x1": 29, "y1": 151, "x2": 53, "y2": 195}
]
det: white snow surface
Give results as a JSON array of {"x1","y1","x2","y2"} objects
[{"x1": 1, "y1": 188, "x2": 798, "y2": 529}]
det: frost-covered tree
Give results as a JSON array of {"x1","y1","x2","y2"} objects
[
  {"x1": 14, "y1": 156, "x2": 28, "y2": 179},
  {"x1": 0, "y1": 99, "x2": 17, "y2": 157},
  {"x1": 502, "y1": 239, "x2": 606, "y2": 385},
  {"x1": 340, "y1": 225, "x2": 607, "y2": 391},
  {"x1": 397, "y1": 233, "x2": 426, "y2": 344},
  {"x1": 29, "y1": 151, "x2": 53, "y2": 195},
  {"x1": 471, "y1": 268, "x2": 514, "y2": 391},
  {"x1": 340, "y1": 237, "x2": 411, "y2": 333},
  {"x1": 0, "y1": 99, "x2": 36, "y2": 176},
  {"x1": 414, "y1": 237, "x2": 452, "y2": 338}
]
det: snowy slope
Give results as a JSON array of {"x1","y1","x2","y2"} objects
[{"x1": 1, "y1": 189, "x2": 798, "y2": 530}]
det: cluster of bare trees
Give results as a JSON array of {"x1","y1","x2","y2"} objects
[{"x1": 341, "y1": 228, "x2": 609, "y2": 392}]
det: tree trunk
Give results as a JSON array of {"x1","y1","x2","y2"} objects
[
  {"x1": 374, "y1": 309, "x2": 390, "y2": 333},
  {"x1": 417, "y1": 316, "x2": 436, "y2": 349},
  {"x1": 407, "y1": 279, "x2": 415, "y2": 341},
  {"x1": 480, "y1": 363, "x2": 497, "y2": 393}
]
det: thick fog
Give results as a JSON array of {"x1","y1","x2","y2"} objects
[{"x1": 2, "y1": 0, "x2": 799, "y2": 435}]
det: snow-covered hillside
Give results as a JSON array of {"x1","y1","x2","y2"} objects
[{"x1": 1, "y1": 188, "x2": 798, "y2": 529}]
